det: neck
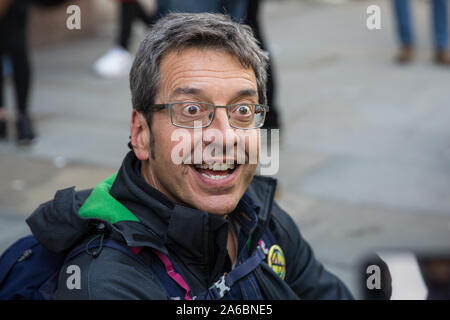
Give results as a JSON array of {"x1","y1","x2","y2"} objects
[
  {"x1": 227, "y1": 224, "x2": 237, "y2": 264},
  {"x1": 140, "y1": 160, "x2": 180, "y2": 205}
]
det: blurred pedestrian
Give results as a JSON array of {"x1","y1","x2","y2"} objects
[
  {"x1": 245, "y1": 0, "x2": 281, "y2": 130},
  {"x1": 94, "y1": 0, "x2": 156, "y2": 78},
  {"x1": 94, "y1": 0, "x2": 250, "y2": 78},
  {"x1": 0, "y1": 0, "x2": 35, "y2": 144},
  {"x1": 392, "y1": 0, "x2": 450, "y2": 64}
]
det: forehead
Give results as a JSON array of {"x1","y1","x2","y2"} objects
[{"x1": 158, "y1": 48, "x2": 257, "y2": 91}]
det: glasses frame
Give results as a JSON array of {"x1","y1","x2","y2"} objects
[{"x1": 150, "y1": 101, "x2": 269, "y2": 130}]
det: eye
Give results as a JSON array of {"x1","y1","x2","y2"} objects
[
  {"x1": 184, "y1": 104, "x2": 200, "y2": 115},
  {"x1": 236, "y1": 105, "x2": 252, "y2": 115}
]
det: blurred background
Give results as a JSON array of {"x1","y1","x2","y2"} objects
[{"x1": 1, "y1": 0, "x2": 450, "y2": 299}]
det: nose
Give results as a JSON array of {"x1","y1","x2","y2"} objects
[
  {"x1": 203, "y1": 107, "x2": 238, "y2": 149},
  {"x1": 211, "y1": 108, "x2": 231, "y2": 131}
]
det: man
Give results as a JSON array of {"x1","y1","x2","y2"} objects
[{"x1": 27, "y1": 13, "x2": 353, "y2": 300}]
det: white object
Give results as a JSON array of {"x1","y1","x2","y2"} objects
[
  {"x1": 93, "y1": 46, "x2": 133, "y2": 79},
  {"x1": 377, "y1": 251, "x2": 428, "y2": 300},
  {"x1": 53, "y1": 156, "x2": 67, "y2": 169}
]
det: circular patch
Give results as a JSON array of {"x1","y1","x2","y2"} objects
[{"x1": 267, "y1": 244, "x2": 286, "y2": 280}]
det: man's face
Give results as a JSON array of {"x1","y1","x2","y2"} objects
[{"x1": 133, "y1": 48, "x2": 260, "y2": 216}]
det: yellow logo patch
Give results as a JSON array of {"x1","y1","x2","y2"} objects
[{"x1": 267, "y1": 244, "x2": 286, "y2": 280}]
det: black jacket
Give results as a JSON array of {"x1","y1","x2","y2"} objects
[{"x1": 26, "y1": 152, "x2": 353, "y2": 300}]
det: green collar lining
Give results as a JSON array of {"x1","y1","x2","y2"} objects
[{"x1": 78, "y1": 173, "x2": 140, "y2": 224}]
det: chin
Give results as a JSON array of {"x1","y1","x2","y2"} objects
[{"x1": 193, "y1": 195, "x2": 241, "y2": 216}]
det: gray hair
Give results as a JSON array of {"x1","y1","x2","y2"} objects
[{"x1": 129, "y1": 12, "x2": 269, "y2": 123}]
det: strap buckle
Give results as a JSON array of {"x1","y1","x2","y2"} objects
[{"x1": 209, "y1": 275, "x2": 230, "y2": 299}]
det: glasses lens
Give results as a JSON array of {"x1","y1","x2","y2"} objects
[
  {"x1": 229, "y1": 104, "x2": 266, "y2": 129},
  {"x1": 171, "y1": 102, "x2": 214, "y2": 128}
]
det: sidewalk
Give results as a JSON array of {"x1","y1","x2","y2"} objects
[{"x1": 1, "y1": 0, "x2": 450, "y2": 298}]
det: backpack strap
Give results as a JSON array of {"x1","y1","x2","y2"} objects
[
  {"x1": 201, "y1": 246, "x2": 266, "y2": 300},
  {"x1": 64, "y1": 235, "x2": 191, "y2": 300},
  {"x1": 152, "y1": 250, "x2": 192, "y2": 300},
  {"x1": 64, "y1": 238, "x2": 147, "y2": 267}
]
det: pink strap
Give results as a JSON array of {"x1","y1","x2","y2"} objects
[
  {"x1": 153, "y1": 250, "x2": 192, "y2": 300},
  {"x1": 130, "y1": 246, "x2": 142, "y2": 255},
  {"x1": 130, "y1": 246, "x2": 192, "y2": 300}
]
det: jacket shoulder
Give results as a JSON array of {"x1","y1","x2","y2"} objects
[{"x1": 53, "y1": 247, "x2": 167, "y2": 300}]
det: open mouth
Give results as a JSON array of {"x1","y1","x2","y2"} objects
[{"x1": 192, "y1": 163, "x2": 240, "y2": 181}]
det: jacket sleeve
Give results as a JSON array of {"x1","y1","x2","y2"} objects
[
  {"x1": 269, "y1": 202, "x2": 354, "y2": 300},
  {"x1": 52, "y1": 247, "x2": 168, "y2": 300}
]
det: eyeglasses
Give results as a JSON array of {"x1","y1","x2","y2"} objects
[{"x1": 150, "y1": 101, "x2": 269, "y2": 129}]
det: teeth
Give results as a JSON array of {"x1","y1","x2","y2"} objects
[
  {"x1": 201, "y1": 173, "x2": 230, "y2": 180},
  {"x1": 194, "y1": 163, "x2": 235, "y2": 171}
]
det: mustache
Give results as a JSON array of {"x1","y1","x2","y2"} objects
[
  {"x1": 183, "y1": 142, "x2": 250, "y2": 165},
  {"x1": 170, "y1": 128, "x2": 259, "y2": 165}
]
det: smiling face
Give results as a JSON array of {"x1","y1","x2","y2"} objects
[{"x1": 131, "y1": 48, "x2": 260, "y2": 216}]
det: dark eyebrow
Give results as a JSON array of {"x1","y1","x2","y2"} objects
[
  {"x1": 236, "y1": 89, "x2": 258, "y2": 98},
  {"x1": 172, "y1": 87, "x2": 201, "y2": 97}
]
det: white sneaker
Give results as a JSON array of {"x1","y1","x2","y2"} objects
[{"x1": 93, "y1": 46, "x2": 134, "y2": 78}]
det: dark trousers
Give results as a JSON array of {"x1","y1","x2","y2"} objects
[
  {"x1": 393, "y1": 0, "x2": 448, "y2": 50},
  {"x1": 246, "y1": 0, "x2": 280, "y2": 129},
  {"x1": 118, "y1": 0, "x2": 155, "y2": 50},
  {"x1": 0, "y1": 0, "x2": 30, "y2": 115}
]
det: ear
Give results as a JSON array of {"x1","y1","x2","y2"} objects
[{"x1": 130, "y1": 110, "x2": 150, "y2": 161}]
